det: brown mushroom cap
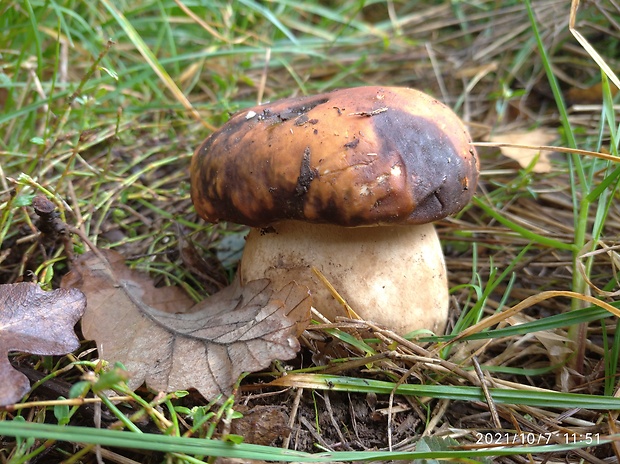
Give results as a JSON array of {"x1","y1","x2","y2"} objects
[{"x1": 191, "y1": 86, "x2": 478, "y2": 227}]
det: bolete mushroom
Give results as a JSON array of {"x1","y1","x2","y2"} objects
[{"x1": 190, "y1": 86, "x2": 478, "y2": 335}]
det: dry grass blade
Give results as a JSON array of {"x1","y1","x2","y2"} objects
[
  {"x1": 472, "y1": 142, "x2": 620, "y2": 163},
  {"x1": 570, "y1": 0, "x2": 620, "y2": 90},
  {"x1": 449, "y1": 290, "x2": 620, "y2": 345},
  {"x1": 173, "y1": 0, "x2": 233, "y2": 44},
  {"x1": 311, "y1": 266, "x2": 362, "y2": 321},
  {"x1": 577, "y1": 241, "x2": 620, "y2": 297}
]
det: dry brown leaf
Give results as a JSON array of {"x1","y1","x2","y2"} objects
[
  {"x1": 533, "y1": 330, "x2": 572, "y2": 363},
  {"x1": 489, "y1": 128, "x2": 556, "y2": 173},
  {"x1": 0, "y1": 282, "x2": 85, "y2": 406},
  {"x1": 61, "y1": 249, "x2": 311, "y2": 399},
  {"x1": 567, "y1": 82, "x2": 619, "y2": 104}
]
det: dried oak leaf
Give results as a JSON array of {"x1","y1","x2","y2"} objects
[
  {"x1": 489, "y1": 128, "x2": 556, "y2": 173},
  {"x1": 0, "y1": 282, "x2": 85, "y2": 406},
  {"x1": 61, "y1": 249, "x2": 311, "y2": 399}
]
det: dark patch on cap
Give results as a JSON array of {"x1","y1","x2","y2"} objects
[
  {"x1": 278, "y1": 111, "x2": 298, "y2": 121},
  {"x1": 344, "y1": 138, "x2": 360, "y2": 149},
  {"x1": 278, "y1": 96, "x2": 330, "y2": 121},
  {"x1": 294, "y1": 114, "x2": 309, "y2": 126},
  {"x1": 295, "y1": 147, "x2": 318, "y2": 197},
  {"x1": 371, "y1": 109, "x2": 477, "y2": 223}
]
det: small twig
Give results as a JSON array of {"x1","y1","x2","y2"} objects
[
  {"x1": 94, "y1": 400, "x2": 103, "y2": 464},
  {"x1": 423, "y1": 398, "x2": 450, "y2": 436},
  {"x1": 299, "y1": 416, "x2": 333, "y2": 452},
  {"x1": 323, "y1": 391, "x2": 351, "y2": 450},
  {"x1": 66, "y1": 225, "x2": 108, "y2": 264},
  {"x1": 387, "y1": 386, "x2": 395, "y2": 451},
  {"x1": 347, "y1": 393, "x2": 363, "y2": 447},
  {"x1": 282, "y1": 387, "x2": 303, "y2": 450},
  {"x1": 472, "y1": 356, "x2": 501, "y2": 429},
  {"x1": 365, "y1": 323, "x2": 479, "y2": 385}
]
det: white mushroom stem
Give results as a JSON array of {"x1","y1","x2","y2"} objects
[{"x1": 238, "y1": 221, "x2": 449, "y2": 335}]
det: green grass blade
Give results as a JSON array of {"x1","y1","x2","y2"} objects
[
  {"x1": 524, "y1": 1, "x2": 577, "y2": 150},
  {"x1": 525, "y1": 1, "x2": 590, "y2": 325},
  {"x1": 426, "y1": 304, "x2": 614, "y2": 343},
  {"x1": 98, "y1": 0, "x2": 209, "y2": 128},
  {"x1": 22, "y1": 0, "x2": 43, "y2": 77},
  {"x1": 237, "y1": 0, "x2": 299, "y2": 44},
  {"x1": 275, "y1": 374, "x2": 620, "y2": 410},
  {"x1": 472, "y1": 197, "x2": 575, "y2": 251},
  {"x1": 0, "y1": 421, "x2": 613, "y2": 461}
]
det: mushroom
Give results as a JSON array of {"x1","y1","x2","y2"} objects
[{"x1": 190, "y1": 86, "x2": 478, "y2": 335}]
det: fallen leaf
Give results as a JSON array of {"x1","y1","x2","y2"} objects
[
  {"x1": 489, "y1": 128, "x2": 556, "y2": 173},
  {"x1": 0, "y1": 283, "x2": 85, "y2": 406},
  {"x1": 61, "y1": 249, "x2": 311, "y2": 399},
  {"x1": 567, "y1": 82, "x2": 618, "y2": 104}
]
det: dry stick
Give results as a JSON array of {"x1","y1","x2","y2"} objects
[
  {"x1": 323, "y1": 391, "x2": 351, "y2": 450},
  {"x1": 384, "y1": 357, "x2": 431, "y2": 451},
  {"x1": 299, "y1": 416, "x2": 333, "y2": 452},
  {"x1": 282, "y1": 387, "x2": 304, "y2": 450},
  {"x1": 94, "y1": 400, "x2": 103, "y2": 464},
  {"x1": 75, "y1": 445, "x2": 142, "y2": 464},
  {"x1": 472, "y1": 356, "x2": 501, "y2": 429},
  {"x1": 387, "y1": 381, "x2": 397, "y2": 451},
  {"x1": 425, "y1": 42, "x2": 448, "y2": 103},
  {"x1": 423, "y1": 398, "x2": 449, "y2": 437},
  {"x1": 348, "y1": 107, "x2": 388, "y2": 117},
  {"x1": 67, "y1": 225, "x2": 107, "y2": 264},
  {"x1": 366, "y1": 323, "x2": 479, "y2": 385},
  {"x1": 346, "y1": 393, "x2": 364, "y2": 447},
  {"x1": 0, "y1": 163, "x2": 8, "y2": 193}
]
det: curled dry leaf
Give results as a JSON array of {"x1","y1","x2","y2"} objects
[
  {"x1": 61, "y1": 249, "x2": 311, "y2": 399},
  {"x1": 0, "y1": 282, "x2": 85, "y2": 406}
]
